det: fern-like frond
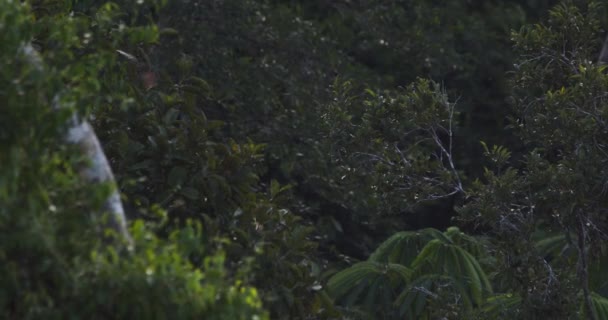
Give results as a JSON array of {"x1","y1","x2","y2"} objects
[
  {"x1": 534, "y1": 233, "x2": 573, "y2": 261},
  {"x1": 444, "y1": 226, "x2": 489, "y2": 258},
  {"x1": 327, "y1": 261, "x2": 412, "y2": 313},
  {"x1": 395, "y1": 274, "x2": 451, "y2": 318},
  {"x1": 411, "y1": 239, "x2": 492, "y2": 308},
  {"x1": 369, "y1": 228, "x2": 449, "y2": 265},
  {"x1": 479, "y1": 293, "x2": 522, "y2": 319},
  {"x1": 590, "y1": 292, "x2": 608, "y2": 320}
]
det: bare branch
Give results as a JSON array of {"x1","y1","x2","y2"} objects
[
  {"x1": 576, "y1": 212, "x2": 597, "y2": 320},
  {"x1": 428, "y1": 97, "x2": 464, "y2": 195}
]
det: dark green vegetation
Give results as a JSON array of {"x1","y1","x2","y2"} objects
[{"x1": 4, "y1": 0, "x2": 608, "y2": 319}]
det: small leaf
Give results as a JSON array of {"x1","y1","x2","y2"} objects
[
  {"x1": 163, "y1": 108, "x2": 179, "y2": 125},
  {"x1": 168, "y1": 166, "x2": 188, "y2": 187},
  {"x1": 159, "y1": 28, "x2": 179, "y2": 37},
  {"x1": 180, "y1": 187, "x2": 199, "y2": 200}
]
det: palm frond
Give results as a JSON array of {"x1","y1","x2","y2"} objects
[
  {"x1": 369, "y1": 228, "x2": 449, "y2": 265},
  {"x1": 479, "y1": 293, "x2": 522, "y2": 318},
  {"x1": 411, "y1": 239, "x2": 492, "y2": 307},
  {"x1": 444, "y1": 226, "x2": 488, "y2": 258},
  {"x1": 395, "y1": 274, "x2": 451, "y2": 318},
  {"x1": 590, "y1": 292, "x2": 608, "y2": 320},
  {"x1": 327, "y1": 261, "x2": 412, "y2": 312},
  {"x1": 534, "y1": 233, "x2": 573, "y2": 260}
]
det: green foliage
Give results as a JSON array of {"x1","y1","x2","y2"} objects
[
  {"x1": 458, "y1": 1, "x2": 608, "y2": 317},
  {"x1": 143, "y1": 1, "x2": 551, "y2": 263},
  {"x1": 3, "y1": 219, "x2": 267, "y2": 319},
  {"x1": 328, "y1": 227, "x2": 491, "y2": 319},
  {"x1": 91, "y1": 3, "x2": 322, "y2": 317},
  {"x1": 327, "y1": 262, "x2": 411, "y2": 312},
  {"x1": 590, "y1": 293, "x2": 608, "y2": 320},
  {"x1": 368, "y1": 228, "x2": 449, "y2": 266},
  {"x1": 477, "y1": 293, "x2": 522, "y2": 319},
  {"x1": 8, "y1": 0, "x2": 608, "y2": 318},
  {"x1": 77, "y1": 221, "x2": 265, "y2": 320},
  {"x1": 315, "y1": 79, "x2": 460, "y2": 214},
  {"x1": 0, "y1": 0, "x2": 266, "y2": 318}
]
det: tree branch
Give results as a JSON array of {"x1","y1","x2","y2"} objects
[{"x1": 577, "y1": 215, "x2": 596, "y2": 320}]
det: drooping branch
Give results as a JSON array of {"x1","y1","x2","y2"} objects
[{"x1": 22, "y1": 43, "x2": 132, "y2": 246}]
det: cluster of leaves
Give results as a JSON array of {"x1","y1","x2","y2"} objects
[
  {"x1": 327, "y1": 227, "x2": 608, "y2": 319},
  {"x1": 0, "y1": 1, "x2": 265, "y2": 319},
  {"x1": 458, "y1": 2, "x2": 608, "y2": 318},
  {"x1": 93, "y1": 1, "x2": 484, "y2": 312},
  {"x1": 302, "y1": 79, "x2": 465, "y2": 257},
  {"x1": 327, "y1": 227, "x2": 491, "y2": 319},
  {"x1": 89, "y1": 0, "x2": 498, "y2": 316},
  {"x1": 127, "y1": 0, "x2": 554, "y2": 263},
  {"x1": 326, "y1": 1, "x2": 608, "y2": 319},
  {"x1": 93, "y1": 29, "x2": 321, "y2": 320}
]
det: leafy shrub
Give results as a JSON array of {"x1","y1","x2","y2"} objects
[{"x1": 0, "y1": 1, "x2": 266, "y2": 319}]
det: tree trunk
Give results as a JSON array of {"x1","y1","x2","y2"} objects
[
  {"x1": 598, "y1": 36, "x2": 608, "y2": 65},
  {"x1": 22, "y1": 43, "x2": 132, "y2": 247}
]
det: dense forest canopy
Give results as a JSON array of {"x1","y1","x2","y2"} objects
[{"x1": 4, "y1": 0, "x2": 608, "y2": 319}]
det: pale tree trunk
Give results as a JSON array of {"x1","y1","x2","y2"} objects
[
  {"x1": 22, "y1": 43, "x2": 132, "y2": 247},
  {"x1": 65, "y1": 117, "x2": 133, "y2": 246},
  {"x1": 598, "y1": 36, "x2": 608, "y2": 64}
]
